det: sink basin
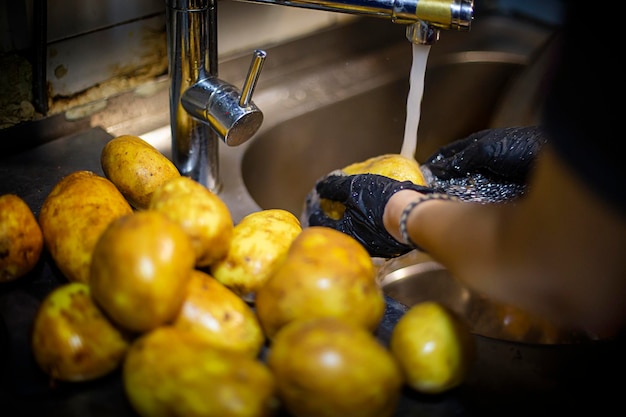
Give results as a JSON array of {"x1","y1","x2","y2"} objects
[{"x1": 242, "y1": 19, "x2": 550, "y2": 217}]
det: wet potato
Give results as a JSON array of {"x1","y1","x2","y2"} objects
[
  {"x1": 316, "y1": 153, "x2": 427, "y2": 221},
  {"x1": 341, "y1": 153, "x2": 426, "y2": 184}
]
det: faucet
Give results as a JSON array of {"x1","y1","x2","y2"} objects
[{"x1": 166, "y1": 0, "x2": 474, "y2": 192}]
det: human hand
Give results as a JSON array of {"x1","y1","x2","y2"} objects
[
  {"x1": 423, "y1": 126, "x2": 547, "y2": 184},
  {"x1": 306, "y1": 173, "x2": 434, "y2": 258}
]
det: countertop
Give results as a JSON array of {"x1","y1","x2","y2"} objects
[{"x1": 1, "y1": 128, "x2": 625, "y2": 417}]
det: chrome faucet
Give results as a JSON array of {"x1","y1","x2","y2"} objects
[{"x1": 166, "y1": 0, "x2": 474, "y2": 192}]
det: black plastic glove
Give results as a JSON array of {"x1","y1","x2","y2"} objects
[
  {"x1": 306, "y1": 173, "x2": 434, "y2": 258},
  {"x1": 423, "y1": 126, "x2": 547, "y2": 184}
]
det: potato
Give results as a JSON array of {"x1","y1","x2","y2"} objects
[
  {"x1": 267, "y1": 317, "x2": 402, "y2": 417},
  {"x1": 0, "y1": 194, "x2": 43, "y2": 282},
  {"x1": 38, "y1": 170, "x2": 133, "y2": 284},
  {"x1": 211, "y1": 209, "x2": 302, "y2": 299},
  {"x1": 341, "y1": 153, "x2": 426, "y2": 184},
  {"x1": 173, "y1": 269, "x2": 265, "y2": 357},
  {"x1": 89, "y1": 211, "x2": 195, "y2": 333},
  {"x1": 31, "y1": 282, "x2": 130, "y2": 382},
  {"x1": 149, "y1": 176, "x2": 233, "y2": 267},
  {"x1": 123, "y1": 326, "x2": 278, "y2": 417},
  {"x1": 255, "y1": 226, "x2": 385, "y2": 339},
  {"x1": 390, "y1": 301, "x2": 475, "y2": 394},
  {"x1": 310, "y1": 153, "x2": 427, "y2": 222},
  {"x1": 101, "y1": 135, "x2": 180, "y2": 210}
]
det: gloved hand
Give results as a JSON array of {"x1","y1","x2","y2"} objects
[
  {"x1": 423, "y1": 126, "x2": 547, "y2": 184},
  {"x1": 306, "y1": 173, "x2": 434, "y2": 258}
]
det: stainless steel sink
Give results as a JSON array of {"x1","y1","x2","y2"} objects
[{"x1": 240, "y1": 15, "x2": 552, "y2": 217}]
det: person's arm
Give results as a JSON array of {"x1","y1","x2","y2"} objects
[{"x1": 384, "y1": 145, "x2": 626, "y2": 337}]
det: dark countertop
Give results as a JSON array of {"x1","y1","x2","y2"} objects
[{"x1": 1, "y1": 128, "x2": 625, "y2": 417}]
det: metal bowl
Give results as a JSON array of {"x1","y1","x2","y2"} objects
[{"x1": 377, "y1": 250, "x2": 592, "y2": 345}]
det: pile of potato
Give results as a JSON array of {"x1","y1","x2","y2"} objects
[{"x1": 0, "y1": 136, "x2": 476, "y2": 417}]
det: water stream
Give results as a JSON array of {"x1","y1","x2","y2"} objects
[{"x1": 400, "y1": 43, "x2": 430, "y2": 160}]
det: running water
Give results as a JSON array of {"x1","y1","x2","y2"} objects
[
  {"x1": 399, "y1": 44, "x2": 529, "y2": 203},
  {"x1": 400, "y1": 43, "x2": 431, "y2": 160}
]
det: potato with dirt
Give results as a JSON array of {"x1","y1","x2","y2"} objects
[
  {"x1": 0, "y1": 194, "x2": 43, "y2": 282},
  {"x1": 211, "y1": 209, "x2": 302, "y2": 299},
  {"x1": 123, "y1": 326, "x2": 278, "y2": 417},
  {"x1": 31, "y1": 282, "x2": 130, "y2": 382},
  {"x1": 38, "y1": 170, "x2": 133, "y2": 284},
  {"x1": 268, "y1": 317, "x2": 403, "y2": 417},
  {"x1": 173, "y1": 269, "x2": 265, "y2": 357},
  {"x1": 101, "y1": 135, "x2": 180, "y2": 210},
  {"x1": 89, "y1": 210, "x2": 195, "y2": 333},
  {"x1": 255, "y1": 226, "x2": 385, "y2": 339},
  {"x1": 149, "y1": 176, "x2": 233, "y2": 267}
]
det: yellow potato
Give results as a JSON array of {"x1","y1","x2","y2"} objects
[
  {"x1": 342, "y1": 153, "x2": 426, "y2": 184},
  {"x1": 0, "y1": 194, "x2": 43, "y2": 282},
  {"x1": 318, "y1": 153, "x2": 427, "y2": 221},
  {"x1": 149, "y1": 176, "x2": 233, "y2": 267},
  {"x1": 268, "y1": 317, "x2": 402, "y2": 417},
  {"x1": 89, "y1": 211, "x2": 195, "y2": 333},
  {"x1": 211, "y1": 209, "x2": 302, "y2": 299},
  {"x1": 255, "y1": 226, "x2": 385, "y2": 339},
  {"x1": 38, "y1": 170, "x2": 133, "y2": 284},
  {"x1": 123, "y1": 326, "x2": 278, "y2": 417},
  {"x1": 101, "y1": 135, "x2": 180, "y2": 210},
  {"x1": 173, "y1": 269, "x2": 265, "y2": 357},
  {"x1": 31, "y1": 282, "x2": 130, "y2": 382},
  {"x1": 390, "y1": 301, "x2": 475, "y2": 394}
]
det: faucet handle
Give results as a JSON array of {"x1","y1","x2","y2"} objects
[
  {"x1": 181, "y1": 49, "x2": 267, "y2": 147},
  {"x1": 240, "y1": 50, "x2": 267, "y2": 107}
]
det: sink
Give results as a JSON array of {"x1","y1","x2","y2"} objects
[{"x1": 241, "y1": 16, "x2": 552, "y2": 217}]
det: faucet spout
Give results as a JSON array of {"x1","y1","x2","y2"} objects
[{"x1": 236, "y1": 0, "x2": 474, "y2": 41}]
